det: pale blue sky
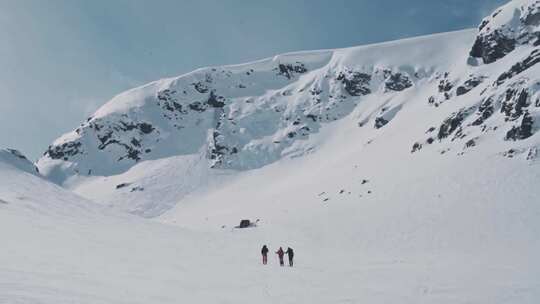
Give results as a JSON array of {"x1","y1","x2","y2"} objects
[{"x1": 0, "y1": 0, "x2": 508, "y2": 160}]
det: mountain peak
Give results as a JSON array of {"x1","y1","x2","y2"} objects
[{"x1": 470, "y1": 0, "x2": 540, "y2": 64}]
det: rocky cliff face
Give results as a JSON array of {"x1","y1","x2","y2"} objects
[
  {"x1": 37, "y1": 1, "x2": 540, "y2": 205},
  {"x1": 470, "y1": 0, "x2": 540, "y2": 64},
  {"x1": 37, "y1": 44, "x2": 444, "y2": 184}
]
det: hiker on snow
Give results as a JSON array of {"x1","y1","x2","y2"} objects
[
  {"x1": 276, "y1": 247, "x2": 285, "y2": 266},
  {"x1": 285, "y1": 247, "x2": 294, "y2": 267},
  {"x1": 261, "y1": 245, "x2": 269, "y2": 265}
]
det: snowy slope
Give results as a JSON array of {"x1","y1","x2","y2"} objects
[
  {"x1": 0, "y1": 148, "x2": 40, "y2": 176},
  {"x1": 38, "y1": 29, "x2": 475, "y2": 189},
  {"x1": 3, "y1": 141, "x2": 540, "y2": 303},
  {"x1": 3, "y1": 0, "x2": 539, "y2": 303},
  {"x1": 37, "y1": 0, "x2": 540, "y2": 219}
]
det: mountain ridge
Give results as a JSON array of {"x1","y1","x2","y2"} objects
[{"x1": 31, "y1": 0, "x2": 540, "y2": 218}]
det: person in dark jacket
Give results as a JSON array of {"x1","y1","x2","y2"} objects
[
  {"x1": 276, "y1": 247, "x2": 285, "y2": 266},
  {"x1": 285, "y1": 247, "x2": 294, "y2": 267},
  {"x1": 261, "y1": 245, "x2": 269, "y2": 265}
]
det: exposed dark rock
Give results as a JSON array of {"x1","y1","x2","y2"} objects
[
  {"x1": 276, "y1": 62, "x2": 307, "y2": 79},
  {"x1": 501, "y1": 89, "x2": 530, "y2": 120},
  {"x1": 384, "y1": 72, "x2": 412, "y2": 91},
  {"x1": 428, "y1": 73, "x2": 455, "y2": 106},
  {"x1": 470, "y1": 30, "x2": 516, "y2": 64},
  {"x1": 7, "y1": 149, "x2": 28, "y2": 160},
  {"x1": 465, "y1": 139, "x2": 476, "y2": 148},
  {"x1": 130, "y1": 186, "x2": 144, "y2": 192},
  {"x1": 157, "y1": 89, "x2": 176, "y2": 101},
  {"x1": 496, "y1": 49, "x2": 540, "y2": 85},
  {"x1": 45, "y1": 142, "x2": 82, "y2": 160},
  {"x1": 236, "y1": 219, "x2": 257, "y2": 229},
  {"x1": 310, "y1": 87, "x2": 323, "y2": 96},
  {"x1": 438, "y1": 74, "x2": 453, "y2": 93},
  {"x1": 114, "y1": 121, "x2": 155, "y2": 134},
  {"x1": 502, "y1": 148, "x2": 521, "y2": 158},
  {"x1": 456, "y1": 75, "x2": 485, "y2": 96},
  {"x1": 337, "y1": 70, "x2": 371, "y2": 96},
  {"x1": 189, "y1": 102, "x2": 207, "y2": 112},
  {"x1": 139, "y1": 123, "x2": 154, "y2": 134},
  {"x1": 505, "y1": 111, "x2": 535, "y2": 140},
  {"x1": 124, "y1": 147, "x2": 142, "y2": 161},
  {"x1": 470, "y1": 2, "x2": 540, "y2": 64},
  {"x1": 411, "y1": 142, "x2": 423, "y2": 153},
  {"x1": 192, "y1": 81, "x2": 210, "y2": 93},
  {"x1": 97, "y1": 131, "x2": 113, "y2": 149},
  {"x1": 437, "y1": 108, "x2": 474, "y2": 140},
  {"x1": 131, "y1": 138, "x2": 141, "y2": 147},
  {"x1": 207, "y1": 91, "x2": 226, "y2": 108},
  {"x1": 374, "y1": 117, "x2": 388, "y2": 129},
  {"x1": 523, "y1": 10, "x2": 540, "y2": 26},
  {"x1": 116, "y1": 183, "x2": 131, "y2": 189},
  {"x1": 306, "y1": 114, "x2": 318, "y2": 122},
  {"x1": 472, "y1": 98, "x2": 495, "y2": 126},
  {"x1": 157, "y1": 89, "x2": 187, "y2": 115},
  {"x1": 527, "y1": 147, "x2": 538, "y2": 160},
  {"x1": 451, "y1": 126, "x2": 467, "y2": 141}
]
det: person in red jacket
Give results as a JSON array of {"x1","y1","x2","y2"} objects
[
  {"x1": 261, "y1": 245, "x2": 269, "y2": 265},
  {"x1": 276, "y1": 247, "x2": 285, "y2": 266}
]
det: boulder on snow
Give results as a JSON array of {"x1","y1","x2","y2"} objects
[
  {"x1": 235, "y1": 219, "x2": 259, "y2": 228},
  {"x1": 116, "y1": 182, "x2": 132, "y2": 189}
]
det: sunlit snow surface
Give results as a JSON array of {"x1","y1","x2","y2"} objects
[{"x1": 3, "y1": 1, "x2": 540, "y2": 302}]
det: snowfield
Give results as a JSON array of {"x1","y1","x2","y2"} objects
[
  {"x1": 2, "y1": 0, "x2": 540, "y2": 303},
  {"x1": 2, "y1": 140, "x2": 540, "y2": 303}
]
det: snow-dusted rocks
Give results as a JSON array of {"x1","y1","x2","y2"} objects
[
  {"x1": 37, "y1": 46, "x2": 430, "y2": 185},
  {"x1": 470, "y1": 0, "x2": 540, "y2": 64},
  {"x1": 36, "y1": 0, "x2": 540, "y2": 216}
]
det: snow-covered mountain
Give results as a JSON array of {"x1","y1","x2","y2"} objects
[
  {"x1": 2, "y1": 1, "x2": 540, "y2": 303},
  {"x1": 0, "y1": 148, "x2": 40, "y2": 176},
  {"x1": 37, "y1": 0, "x2": 540, "y2": 218}
]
